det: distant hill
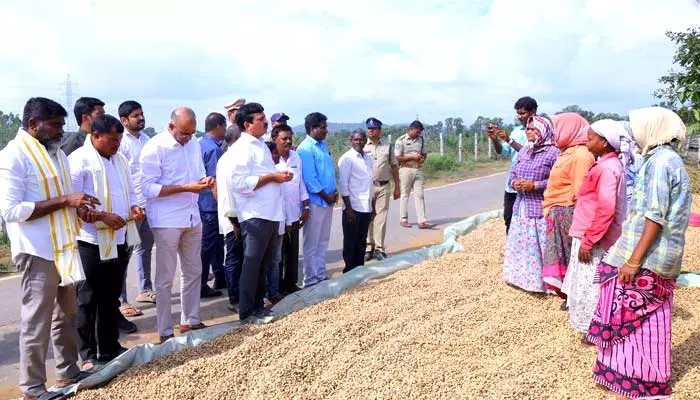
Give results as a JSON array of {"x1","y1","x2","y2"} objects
[{"x1": 291, "y1": 122, "x2": 411, "y2": 134}]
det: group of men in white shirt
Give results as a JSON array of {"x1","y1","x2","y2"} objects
[{"x1": 0, "y1": 96, "x2": 386, "y2": 399}]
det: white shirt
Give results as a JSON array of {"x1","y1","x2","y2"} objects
[
  {"x1": 216, "y1": 149, "x2": 238, "y2": 235},
  {"x1": 227, "y1": 132, "x2": 284, "y2": 223},
  {"x1": 338, "y1": 148, "x2": 374, "y2": 213},
  {"x1": 118, "y1": 131, "x2": 149, "y2": 208},
  {"x1": 68, "y1": 146, "x2": 136, "y2": 245},
  {"x1": 276, "y1": 150, "x2": 309, "y2": 225},
  {"x1": 139, "y1": 130, "x2": 206, "y2": 228},
  {"x1": 0, "y1": 137, "x2": 64, "y2": 261}
]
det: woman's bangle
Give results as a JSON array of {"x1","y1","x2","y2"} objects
[{"x1": 625, "y1": 260, "x2": 641, "y2": 269}]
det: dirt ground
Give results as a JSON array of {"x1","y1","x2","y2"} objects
[{"x1": 74, "y1": 219, "x2": 700, "y2": 400}]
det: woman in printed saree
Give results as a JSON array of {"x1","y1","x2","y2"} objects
[
  {"x1": 503, "y1": 116, "x2": 560, "y2": 293},
  {"x1": 541, "y1": 113, "x2": 595, "y2": 297},
  {"x1": 587, "y1": 107, "x2": 690, "y2": 400},
  {"x1": 562, "y1": 120, "x2": 627, "y2": 342}
]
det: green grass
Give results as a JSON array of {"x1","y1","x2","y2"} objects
[
  {"x1": 0, "y1": 230, "x2": 7, "y2": 246},
  {"x1": 294, "y1": 132, "x2": 506, "y2": 182}
]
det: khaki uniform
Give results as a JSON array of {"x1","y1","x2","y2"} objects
[
  {"x1": 395, "y1": 133, "x2": 427, "y2": 223},
  {"x1": 364, "y1": 140, "x2": 398, "y2": 253}
]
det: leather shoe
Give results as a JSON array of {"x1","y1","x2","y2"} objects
[
  {"x1": 117, "y1": 314, "x2": 137, "y2": 334},
  {"x1": 417, "y1": 221, "x2": 433, "y2": 229},
  {"x1": 179, "y1": 322, "x2": 207, "y2": 334},
  {"x1": 55, "y1": 371, "x2": 91, "y2": 388},
  {"x1": 212, "y1": 279, "x2": 227, "y2": 290},
  {"x1": 201, "y1": 285, "x2": 222, "y2": 298},
  {"x1": 24, "y1": 391, "x2": 64, "y2": 400},
  {"x1": 365, "y1": 251, "x2": 374, "y2": 261},
  {"x1": 375, "y1": 250, "x2": 388, "y2": 261},
  {"x1": 158, "y1": 334, "x2": 174, "y2": 344},
  {"x1": 400, "y1": 220, "x2": 411, "y2": 228}
]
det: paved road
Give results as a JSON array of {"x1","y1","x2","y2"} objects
[{"x1": 0, "y1": 171, "x2": 506, "y2": 398}]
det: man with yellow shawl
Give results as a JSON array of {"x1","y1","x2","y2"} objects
[
  {"x1": 67, "y1": 114, "x2": 145, "y2": 371},
  {"x1": 0, "y1": 98, "x2": 99, "y2": 400}
]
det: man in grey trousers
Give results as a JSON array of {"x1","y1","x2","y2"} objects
[{"x1": 0, "y1": 97, "x2": 94, "y2": 399}]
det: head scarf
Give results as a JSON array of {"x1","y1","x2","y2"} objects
[
  {"x1": 551, "y1": 112, "x2": 589, "y2": 149},
  {"x1": 526, "y1": 115, "x2": 554, "y2": 149},
  {"x1": 628, "y1": 107, "x2": 686, "y2": 156},
  {"x1": 590, "y1": 119, "x2": 628, "y2": 152}
]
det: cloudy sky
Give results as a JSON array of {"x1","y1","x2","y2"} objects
[{"x1": 1, "y1": 0, "x2": 698, "y2": 131}]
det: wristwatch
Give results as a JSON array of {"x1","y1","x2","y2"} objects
[{"x1": 508, "y1": 138, "x2": 514, "y2": 145}]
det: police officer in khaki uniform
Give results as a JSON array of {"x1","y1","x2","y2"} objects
[
  {"x1": 223, "y1": 98, "x2": 245, "y2": 152},
  {"x1": 395, "y1": 120, "x2": 431, "y2": 229},
  {"x1": 364, "y1": 117, "x2": 400, "y2": 261}
]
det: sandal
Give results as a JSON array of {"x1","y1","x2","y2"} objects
[
  {"x1": 135, "y1": 291, "x2": 157, "y2": 304},
  {"x1": 81, "y1": 359, "x2": 96, "y2": 371},
  {"x1": 119, "y1": 303, "x2": 143, "y2": 317}
]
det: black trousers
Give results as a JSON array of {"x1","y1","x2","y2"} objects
[
  {"x1": 280, "y1": 222, "x2": 300, "y2": 293},
  {"x1": 76, "y1": 241, "x2": 130, "y2": 362},
  {"x1": 200, "y1": 211, "x2": 225, "y2": 288},
  {"x1": 504, "y1": 191, "x2": 518, "y2": 234},
  {"x1": 239, "y1": 218, "x2": 281, "y2": 320},
  {"x1": 224, "y1": 231, "x2": 244, "y2": 306},
  {"x1": 342, "y1": 210, "x2": 372, "y2": 273}
]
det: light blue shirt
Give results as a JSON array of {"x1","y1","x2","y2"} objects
[
  {"x1": 499, "y1": 125, "x2": 529, "y2": 193},
  {"x1": 603, "y1": 145, "x2": 691, "y2": 279},
  {"x1": 297, "y1": 135, "x2": 337, "y2": 208}
]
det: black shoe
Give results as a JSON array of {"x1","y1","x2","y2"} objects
[
  {"x1": 365, "y1": 251, "x2": 374, "y2": 262},
  {"x1": 228, "y1": 303, "x2": 239, "y2": 313},
  {"x1": 268, "y1": 294, "x2": 284, "y2": 304},
  {"x1": 55, "y1": 370, "x2": 92, "y2": 388},
  {"x1": 375, "y1": 250, "x2": 388, "y2": 261},
  {"x1": 117, "y1": 315, "x2": 137, "y2": 334},
  {"x1": 201, "y1": 285, "x2": 223, "y2": 298},
  {"x1": 98, "y1": 346, "x2": 128, "y2": 363},
  {"x1": 285, "y1": 286, "x2": 300, "y2": 294},
  {"x1": 212, "y1": 278, "x2": 227, "y2": 290},
  {"x1": 242, "y1": 309, "x2": 275, "y2": 325}
]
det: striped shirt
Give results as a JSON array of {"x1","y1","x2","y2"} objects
[
  {"x1": 603, "y1": 145, "x2": 691, "y2": 278},
  {"x1": 509, "y1": 145, "x2": 560, "y2": 218}
]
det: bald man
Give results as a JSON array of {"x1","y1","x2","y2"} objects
[{"x1": 139, "y1": 108, "x2": 215, "y2": 343}]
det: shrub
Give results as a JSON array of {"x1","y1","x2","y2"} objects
[{"x1": 423, "y1": 154, "x2": 457, "y2": 176}]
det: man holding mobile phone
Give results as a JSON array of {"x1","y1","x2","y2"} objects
[{"x1": 487, "y1": 96, "x2": 537, "y2": 233}]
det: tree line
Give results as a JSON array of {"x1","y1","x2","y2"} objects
[{"x1": 2, "y1": 24, "x2": 698, "y2": 149}]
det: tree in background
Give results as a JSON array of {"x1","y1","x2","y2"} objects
[
  {"x1": 654, "y1": 25, "x2": 700, "y2": 125},
  {"x1": 0, "y1": 111, "x2": 22, "y2": 148},
  {"x1": 555, "y1": 105, "x2": 625, "y2": 122}
]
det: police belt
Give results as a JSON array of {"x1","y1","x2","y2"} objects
[{"x1": 373, "y1": 180, "x2": 389, "y2": 186}]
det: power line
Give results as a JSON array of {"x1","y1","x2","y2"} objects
[{"x1": 60, "y1": 75, "x2": 78, "y2": 131}]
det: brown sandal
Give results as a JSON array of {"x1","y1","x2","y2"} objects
[{"x1": 119, "y1": 303, "x2": 143, "y2": 317}]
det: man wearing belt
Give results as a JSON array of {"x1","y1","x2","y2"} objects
[
  {"x1": 396, "y1": 120, "x2": 431, "y2": 229},
  {"x1": 363, "y1": 117, "x2": 399, "y2": 262}
]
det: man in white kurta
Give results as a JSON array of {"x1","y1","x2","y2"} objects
[
  {"x1": 0, "y1": 97, "x2": 97, "y2": 399},
  {"x1": 68, "y1": 114, "x2": 144, "y2": 368},
  {"x1": 139, "y1": 108, "x2": 213, "y2": 343}
]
